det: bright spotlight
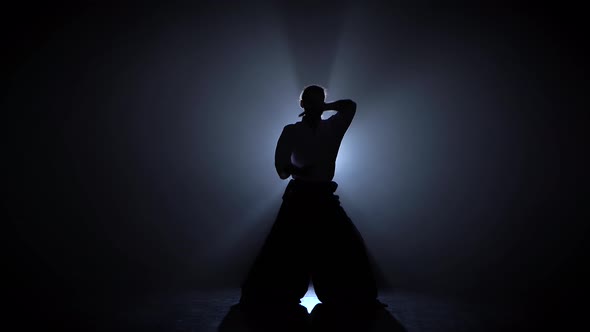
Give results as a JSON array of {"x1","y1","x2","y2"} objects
[{"x1": 300, "y1": 286, "x2": 321, "y2": 313}]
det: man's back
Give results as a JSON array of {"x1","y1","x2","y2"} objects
[{"x1": 275, "y1": 100, "x2": 356, "y2": 182}]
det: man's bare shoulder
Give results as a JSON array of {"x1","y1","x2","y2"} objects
[{"x1": 282, "y1": 123, "x2": 297, "y2": 133}]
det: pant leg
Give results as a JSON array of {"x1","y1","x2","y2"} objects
[
  {"x1": 311, "y1": 200, "x2": 378, "y2": 306},
  {"x1": 240, "y1": 199, "x2": 310, "y2": 306}
]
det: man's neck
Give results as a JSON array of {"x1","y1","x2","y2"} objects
[
  {"x1": 303, "y1": 115, "x2": 320, "y2": 124},
  {"x1": 302, "y1": 115, "x2": 321, "y2": 134}
]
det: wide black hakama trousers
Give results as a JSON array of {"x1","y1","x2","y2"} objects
[{"x1": 240, "y1": 179, "x2": 378, "y2": 308}]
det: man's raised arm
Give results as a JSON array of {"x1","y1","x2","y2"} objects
[{"x1": 324, "y1": 99, "x2": 357, "y2": 134}]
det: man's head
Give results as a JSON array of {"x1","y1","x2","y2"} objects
[{"x1": 299, "y1": 85, "x2": 325, "y2": 117}]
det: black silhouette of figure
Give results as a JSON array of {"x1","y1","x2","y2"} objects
[{"x1": 239, "y1": 85, "x2": 381, "y2": 311}]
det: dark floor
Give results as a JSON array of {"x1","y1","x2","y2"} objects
[{"x1": 90, "y1": 286, "x2": 548, "y2": 332}]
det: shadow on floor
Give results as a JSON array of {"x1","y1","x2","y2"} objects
[{"x1": 218, "y1": 303, "x2": 406, "y2": 332}]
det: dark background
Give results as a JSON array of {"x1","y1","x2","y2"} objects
[{"x1": 5, "y1": 1, "x2": 588, "y2": 329}]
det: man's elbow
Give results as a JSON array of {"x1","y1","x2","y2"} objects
[
  {"x1": 276, "y1": 165, "x2": 290, "y2": 180},
  {"x1": 343, "y1": 99, "x2": 357, "y2": 114},
  {"x1": 344, "y1": 100, "x2": 356, "y2": 121},
  {"x1": 349, "y1": 100, "x2": 357, "y2": 113}
]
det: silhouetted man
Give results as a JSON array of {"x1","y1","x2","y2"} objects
[{"x1": 240, "y1": 85, "x2": 379, "y2": 311}]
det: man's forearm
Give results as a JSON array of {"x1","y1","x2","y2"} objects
[
  {"x1": 324, "y1": 99, "x2": 356, "y2": 113},
  {"x1": 277, "y1": 163, "x2": 312, "y2": 178},
  {"x1": 286, "y1": 164, "x2": 306, "y2": 177}
]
